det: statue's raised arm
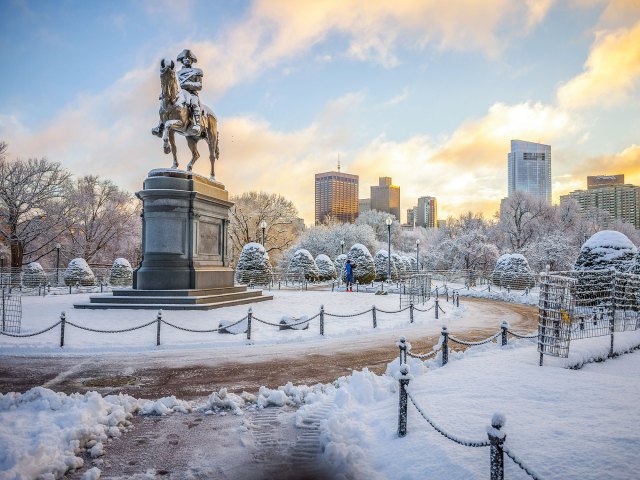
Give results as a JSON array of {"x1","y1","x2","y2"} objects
[{"x1": 151, "y1": 49, "x2": 220, "y2": 179}]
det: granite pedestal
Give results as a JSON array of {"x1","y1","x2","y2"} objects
[{"x1": 75, "y1": 169, "x2": 272, "y2": 310}]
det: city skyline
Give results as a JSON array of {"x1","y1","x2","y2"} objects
[{"x1": 1, "y1": 1, "x2": 639, "y2": 225}]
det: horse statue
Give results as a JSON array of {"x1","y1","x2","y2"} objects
[{"x1": 154, "y1": 58, "x2": 219, "y2": 178}]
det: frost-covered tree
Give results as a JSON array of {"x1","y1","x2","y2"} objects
[
  {"x1": 335, "y1": 254, "x2": 347, "y2": 281},
  {"x1": 290, "y1": 222, "x2": 377, "y2": 262},
  {"x1": 315, "y1": 254, "x2": 337, "y2": 281},
  {"x1": 109, "y1": 258, "x2": 133, "y2": 286},
  {"x1": 498, "y1": 192, "x2": 548, "y2": 251},
  {"x1": 63, "y1": 258, "x2": 96, "y2": 286},
  {"x1": 440, "y1": 230, "x2": 499, "y2": 273},
  {"x1": 235, "y1": 242, "x2": 272, "y2": 284},
  {"x1": 347, "y1": 244, "x2": 376, "y2": 284},
  {"x1": 573, "y1": 230, "x2": 637, "y2": 272},
  {"x1": 491, "y1": 254, "x2": 535, "y2": 289},
  {"x1": 288, "y1": 249, "x2": 319, "y2": 281},
  {"x1": 23, "y1": 262, "x2": 46, "y2": 286},
  {"x1": 521, "y1": 233, "x2": 578, "y2": 272},
  {"x1": 355, "y1": 210, "x2": 402, "y2": 247},
  {"x1": 374, "y1": 250, "x2": 397, "y2": 281}
]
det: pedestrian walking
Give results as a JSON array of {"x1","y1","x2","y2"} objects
[{"x1": 345, "y1": 259, "x2": 354, "y2": 292}]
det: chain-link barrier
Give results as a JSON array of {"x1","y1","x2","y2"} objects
[
  {"x1": 406, "y1": 347, "x2": 439, "y2": 359},
  {"x1": 413, "y1": 305, "x2": 435, "y2": 313},
  {"x1": 507, "y1": 330, "x2": 539, "y2": 339},
  {"x1": 504, "y1": 446, "x2": 545, "y2": 480},
  {"x1": 324, "y1": 308, "x2": 372, "y2": 318},
  {"x1": 0, "y1": 320, "x2": 62, "y2": 338},
  {"x1": 448, "y1": 332, "x2": 501, "y2": 347},
  {"x1": 408, "y1": 392, "x2": 490, "y2": 447},
  {"x1": 160, "y1": 318, "x2": 238, "y2": 333},
  {"x1": 65, "y1": 319, "x2": 158, "y2": 333},
  {"x1": 376, "y1": 306, "x2": 410, "y2": 314}
]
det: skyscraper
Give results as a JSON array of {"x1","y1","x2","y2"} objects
[
  {"x1": 508, "y1": 140, "x2": 552, "y2": 203},
  {"x1": 416, "y1": 196, "x2": 437, "y2": 228},
  {"x1": 315, "y1": 171, "x2": 359, "y2": 225},
  {"x1": 560, "y1": 174, "x2": 640, "y2": 228},
  {"x1": 370, "y1": 177, "x2": 401, "y2": 220}
]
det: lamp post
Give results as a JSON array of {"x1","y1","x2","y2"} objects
[
  {"x1": 385, "y1": 216, "x2": 392, "y2": 281},
  {"x1": 0, "y1": 254, "x2": 4, "y2": 287},
  {"x1": 340, "y1": 240, "x2": 344, "y2": 255},
  {"x1": 416, "y1": 239, "x2": 420, "y2": 272},
  {"x1": 260, "y1": 220, "x2": 266, "y2": 246},
  {"x1": 55, "y1": 243, "x2": 61, "y2": 285}
]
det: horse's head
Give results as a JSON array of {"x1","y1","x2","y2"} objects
[
  {"x1": 160, "y1": 58, "x2": 175, "y2": 75},
  {"x1": 159, "y1": 59, "x2": 177, "y2": 100}
]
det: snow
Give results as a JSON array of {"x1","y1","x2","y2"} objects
[
  {"x1": 582, "y1": 230, "x2": 637, "y2": 251},
  {"x1": 64, "y1": 258, "x2": 96, "y2": 287}
]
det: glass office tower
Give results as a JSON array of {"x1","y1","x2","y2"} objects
[{"x1": 508, "y1": 140, "x2": 551, "y2": 203}]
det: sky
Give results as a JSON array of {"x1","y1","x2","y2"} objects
[{"x1": 1, "y1": 0, "x2": 639, "y2": 225}]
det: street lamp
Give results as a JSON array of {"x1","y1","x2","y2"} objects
[
  {"x1": 416, "y1": 239, "x2": 420, "y2": 272},
  {"x1": 55, "y1": 243, "x2": 61, "y2": 285},
  {"x1": 259, "y1": 220, "x2": 266, "y2": 246},
  {"x1": 340, "y1": 240, "x2": 345, "y2": 255},
  {"x1": 385, "y1": 216, "x2": 392, "y2": 281}
]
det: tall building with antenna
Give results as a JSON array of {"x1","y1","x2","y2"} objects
[{"x1": 315, "y1": 160, "x2": 359, "y2": 225}]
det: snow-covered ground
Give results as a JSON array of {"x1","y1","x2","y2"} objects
[{"x1": 0, "y1": 290, "x2": 499, "y2": 356}]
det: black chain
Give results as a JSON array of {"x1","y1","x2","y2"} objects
[
  {"x1": 324, "y1": 308, "x2": 372, "y2": 318},
  {"x1": 448, "y1": 332, "x2": 500, "y2": 346},
  {"x1": 0, "y1": 321, "x2": 62, "y2": 337},
  {"x1": 65, "y1": 319, "x2": 157, "y2": 333},
  {"x1": 504, "y1": 446, "x2": 544, "y2": 480},
  {"x1": 406, "y1": 349, "x2": 438, "y2": 359},
  {"x1": 376, "y1": 306, "x2": 410, "y2": 314},
  {"x1": 161, "y1": 318, "x2": 230, "y2": 333},
  {"x1": 507, "y1": 330, "x2": 539, "y2": 339},
  {"x1": 408, "y1": 392, "x2": 490, "y2": 447},
  {"x1": 413, "y1": 305, "x2": 435, "y2": 313}
]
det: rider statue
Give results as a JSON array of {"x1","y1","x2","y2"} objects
[{"x1": 152, "y1": 49, "x2": 203, "y2": 137}]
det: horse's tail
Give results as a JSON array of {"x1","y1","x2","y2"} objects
[{"x1": 215, "y1": 130, "x2": 220, "y2": 159}]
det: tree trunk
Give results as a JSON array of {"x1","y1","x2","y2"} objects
[{"x1": 10, "y1": 236, "x2": 23, "y2": 268}]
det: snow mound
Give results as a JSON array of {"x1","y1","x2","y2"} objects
[
  {"x1": 574, "y1": 230, "x2": 637, "y2": 272},
  {"x1": 200, "y1": 388, "x2": 247, "y2": 416},
  {"x1": 138, "y1": 396, "x2": 192, "y2": 415}
]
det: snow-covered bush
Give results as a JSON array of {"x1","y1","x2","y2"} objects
[
  {"x1": 235, "y1": 242, "x2": 272, "y2": 285},
  {"x1": 315, "y1": 254, "x2": 337, "y2": 281},
  {"x1": 574, "y1": 230, "x2": 637, "y2": 272},
  {"x1": 408, "y1": 256, "x2": 418, "y2": 272},
  {"x1": 491, "y1": 253, "x2": 535, "y2": 289},
  {"x1": 374, "y1": 250, "x2": 397, "y2": 281},
  {"x1": 335, "y1": 254, "x2": 347, "y2": 281},
  {"x1": 392, "y1": 253, "x2": 410, "y2": 278},
  {"x1": 109, "y1": 258, "x2": 133, "y2": 286},
  {"x1": 288, "y1": 249, "x2": 319, "y2": 281},
  {"x1": 23, "y1": 262, "x2": 46, "y2": 287},
  {"x1": 347, "y1": 244, "x2": 376, "y2": 284},
  {"x1": 628, "y1": 254, "x2": 640, "y2": 275},
  {"x1": 63, "y1": 258, "x2": 96, "y2": 286}
]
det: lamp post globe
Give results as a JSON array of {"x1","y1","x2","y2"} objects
[
  {"x1": 385, "y1": 217, "x2": 392, "y2": 281},
  {"x1": 259, "y1": 220, "x2": 267, "y2": 246},
  {"x1": 55, "y1": 243, "x2": 61, "y2": 285},
  {"x1": 340, "y1": 240, "x2": 345, "y2": 255}
]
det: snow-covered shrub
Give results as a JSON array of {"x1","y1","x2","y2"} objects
[
  {"x1": 628, "y1": 254, "x2": 640, "y2": 275},
  {"x1": 392, "y1": 253, "x2": 410, "y2": 279},
  {"x1": 347, "y1": 244, "x2": 376, "y2": 284},
  {"x1": 22, "y1": 262, "x2": 46, "y2": 287},
  {"x1": 315, "y1": 254, "x2": 337, "y2": 281},
  {"x1": 109, "y1": 258, "x2": 133, "y2": 286},
  {"x1": 335, "y1": 254, "x2": 348, "y2": 281},
  {"x1": 63, "y1": 258, "x2": 96, "y2": 286},
  {"x1": 374, "y1": 250, "x2": 398, "y2": 281},
  {"x1": 235, "y1": 242, "x2": 272, "y2": 285},
  {"x1": 288, "y1": 249, "x2": 320, "y2": 281},
  {"x1": 491, "y1": 254, "x2": 535, "y2": 289},
  {"x1": 408, "y1": 256, "x2": 418, "y2": 272},
  {"x1": 574, "y1": 230, "x2": 637, "y2": 272}
]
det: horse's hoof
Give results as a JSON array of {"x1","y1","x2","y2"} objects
[{"x1": 163, "y1": 146, "x2": 171, "y2": 154}]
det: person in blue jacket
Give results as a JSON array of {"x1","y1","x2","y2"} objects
[{"x1": 345, "y1": 259, "x2": 354, "y2": 292}]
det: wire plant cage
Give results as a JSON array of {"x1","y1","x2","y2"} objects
[
  {"x1": 0, "y1": 288, "x2": 22, "y2": 334},
  {"x1": 400, "y1": 273, "x2": 432, "y2": 308}
]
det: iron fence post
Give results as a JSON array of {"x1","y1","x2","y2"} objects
[
  {"x1": 398, "y1": 336, "x2": 407, "y2": 364},
  {"x1": 372, "y1": 306, "x2": 377, "y2": 328},
  {"x1": 247, "y1": 307, "x2": 253, "y2": 340},
  {"x1": 59, "y1": 311, "x2": 66, "y2": 347},
  {"x1": 398, "y1": 364, "x2": 410, "y2": 437},
  {"x1": 609, "y1": 269, "x2": 616, "y2": 358},
  {"x1": 441, "y1": 325, "x2": 449, "y2": 365},
  {"x1": 488, "y1": 283, "x2": 491, "y2": 292},
  {"x1": 488, "y1": 414, "x2": 506, "y2": 480},
  {"x1": 356, "y1": 280, "x2": 359, "y2": 292},
  {"x1": 456, "y1": 292, "x2": 460, "y2": 307},
  {"x1": 156, "y1": 310, "x2": 162, "y2": 346},
  {"x1": 409, "y1": 302, "x2": 414, "y2": 323},
  {"x1": 320, "y1": 305, "x2": 325, "y2": 336},
  {"x1": 501, "y1": 320, "x2": 509, "y2": 346},
  {"x1": 435, "y1": 297, "x2": 439, "y2": 320},
  {"x1": 1, "y1": 288, "x2": 5, "y2": 331}
]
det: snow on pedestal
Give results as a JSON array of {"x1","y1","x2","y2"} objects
[
  {"x1": 347, "y1": 243, "x2": 376, "y2": 284},
  {"x1": 288, "y1": 249, "x2": 320, "y2": 281},
  {"x1": 109, "y1": 258, "x2": 133, "y2": 286},
  {"x1": 63, "y1": 258, "x2": 96, "y2": 286},
  {"x1": 491, "y1": 253, "x2": 535, "y2": 289},
  {"x1": 374, "y1": 250, "x2": 398, "y2": 281},
  {"x1": 235, "y1": 242, "x2": 272, "y2": 285},
  {"x1": 335, "y1": 254, "x2": 347, "y2": 281},
  {"x1": 23, "y1": 262, "x2": 46, "y2": 287},
  {"x1": 315, "y1": 254, "x2": 337, "y2": 281},
  {"x1": 574, "y1": 230, "x2": 637, "y2": 272},
  {"x1": 279, "y1": 314, "x2": 310, "y2": 330}
]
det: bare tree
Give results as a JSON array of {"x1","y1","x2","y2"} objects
[
  {"x1": 498, "y1": 192, "x2": 549, "y2": 251},
  {"x1": 66, "y1": 175, "x2": 139, "y2": 263},
  {"x1": 229, "y1": 191, "x2": 300, "y2": 265},
  {"x1": 0, "y1": 145, "x2": 72, "y2": 267}
]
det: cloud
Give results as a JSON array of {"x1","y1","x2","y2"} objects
[
  {"x1": 557, "y1": 20, "x2": 640, "y2": 109},
  {"x1": 383, "y1": 88, "x2": 409, "y2": 108}
]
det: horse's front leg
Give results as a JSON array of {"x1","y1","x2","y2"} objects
[
  {"x1": 168, "y1": 130, "x2": 178, "y2": 168},
  {"x1": 185, "y1": 136, "x2": 200, "y2": 172},
  {"x1": 162, "y1": 120, "x2": 181, "y2": 168}
]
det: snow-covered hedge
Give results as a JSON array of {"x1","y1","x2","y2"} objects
[
  {"x1": 109, "y1": 258, "x2": 133, "y2": 286},
  {"x1": 288, "y1": 249, "x2": 320, "y2": 281},
  {"x1": 491, "y1": 253, "x2": 535, "y2": 289},
  {"x1": 23, "y1": 262, "x2": 46, "y2": 287},
  {"x1": 574, "y1": 230, "x2": 637, "y2": 272},
  {"x1": 335, "y1": 254, "x2": 347, "y2": 281},
  {"x1": 315, "y1": 254, "x2": 337, "y2": 281},
  {"x1": 392, "y1": 253, "x2": 411, "y2": 279},
  {"x1": 347, "y1": 244, "x2": 376, "y2": 284},
  {"x1": 374, "y1": 250, "x2": 397, "y2": 281},
  {"x1": 63, "y1": 258, "x2": 96, "y2": 286},
  {"x1": 235, "y1": 242, "x2": 272, "y2": 285}
]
